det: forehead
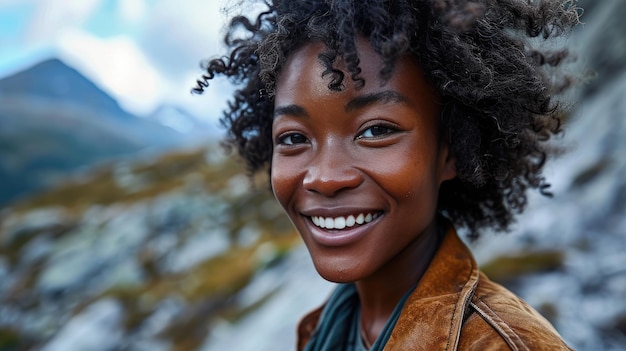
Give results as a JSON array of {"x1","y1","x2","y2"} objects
[
  {"x1": 275, "y1": 39, "x2": 385, "y2": 97},
  {"x1": 274, "y1": 38, "x2": 441, "y2": 118}
]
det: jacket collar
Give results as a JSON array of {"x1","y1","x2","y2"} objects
[
  {"x1": 383, "y1": 226, "x2": 479, "y2": 351},
  {"x1": 297, "y1": 227, "x2": 480, "y2": 351}
]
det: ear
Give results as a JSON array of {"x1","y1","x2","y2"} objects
[{"x1": 438, "y1": 137, "x2": 457, "y2": 183}]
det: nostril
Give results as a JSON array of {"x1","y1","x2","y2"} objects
[
  {"x1": 302, "y1": 144, "x2": 364, "y2": 196},
  {"x1": 302, "y1": 167, "x2": 363, "y2": 196}
]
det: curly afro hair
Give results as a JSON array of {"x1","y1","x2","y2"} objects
[{"x1": 194, "y1": 0, "x2": 581, "y2": 238}]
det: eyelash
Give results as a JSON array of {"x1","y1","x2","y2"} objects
[
  {"x1": 276, "y1": 122, "x2": 400, "y2": 146},
  {"x1": 356, "y1": 122, "x2": 399, "y2": 139},
  {"x1": 277, "y1": 132, "x2": 308, "y2": 145}
]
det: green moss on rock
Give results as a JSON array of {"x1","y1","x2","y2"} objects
[{"x1": 480, "y1": 250, "x2": 565, "y2": 285}]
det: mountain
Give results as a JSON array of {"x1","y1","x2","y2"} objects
[
  {"x1": 0, "y1": 58, "x2": 184, "y2": 205},
  {"x1": 145, "y1": 104, "x2": 221, "y2": 142},
  {"x1": 0, "y1": 58, "x2": 136, "y2": 121}
]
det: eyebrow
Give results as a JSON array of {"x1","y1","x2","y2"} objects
[
  {"x1": 345, "y1": 90, "x2": 409, "y2": 112},
  {"x1": 274, "y1": 104, "x2": 309, "y2": 119},
  {"x1": 273, "y1": 90, "x2": 409, "y2": 118}
]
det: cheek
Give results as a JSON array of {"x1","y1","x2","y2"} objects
[
  {"x1": 376, "y1": 153, "x2": 440, "y2": 204},
  {"x1": 270, "y1": 159, "x2": 298, "y2": 210}
]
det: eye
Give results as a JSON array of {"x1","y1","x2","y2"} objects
[
  {"x1": 356, "y1": 124, "x2": 397, "y2": 139},
  {"x1": 278, "y1": 132, "x2": 308, "y2": 145}
]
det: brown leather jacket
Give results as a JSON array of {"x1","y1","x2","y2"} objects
[{"x1": 297, "y1": 228, "x2": 573, "y2": 351}]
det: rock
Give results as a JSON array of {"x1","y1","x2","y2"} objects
[{"x1": 40, "y1": 299, "x2": 124, "y2": 351}]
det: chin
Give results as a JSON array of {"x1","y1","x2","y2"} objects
[
  {"x1": 310, "y1": 254, "x2": 365, "y2": 284},
  {"x1": 317, "y1": 271, "x2": 356, "y2": 284}
]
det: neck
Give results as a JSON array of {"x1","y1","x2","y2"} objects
[{"x1": 355, "y1": 219, "x2": 443, "y2": 344}]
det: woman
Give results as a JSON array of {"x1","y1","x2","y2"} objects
[{"x1": 195, "y1": 0, "x2": 580, "y2": 349}]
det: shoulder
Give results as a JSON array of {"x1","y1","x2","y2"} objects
[
  {"x1": 297, "y1": 305, "x2": 323, "y2": 351},
  {"x1": 458, "y1": 272, "x2": 573, "y2": 351}
]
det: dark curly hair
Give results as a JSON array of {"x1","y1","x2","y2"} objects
[{"x1": 194, "y1": 0, "x2": 581, "y2": 238}]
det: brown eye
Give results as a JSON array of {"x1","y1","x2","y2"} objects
[
  {"x1": 279, "y1": 133, "x2": 308, "y2": 145},
  {"x1": 357, "y1": 125, "x2": 396, "y2": 139}
]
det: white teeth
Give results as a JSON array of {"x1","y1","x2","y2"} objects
[
  {"x1": 356, "y1": 213, "x2": 364, "y2": 224},
  {"x1": 310, "y1": 212, "x2": 380, "y2": 230},
  {"x1": 335, "y1": 217, "x2": 346, "y2": 229},
  {"x1": 324, "y1": 217, "x2": 333, "y2": 229},
  {"x1": 346, "y1": 215, "x2": 355, "y2": 227}
]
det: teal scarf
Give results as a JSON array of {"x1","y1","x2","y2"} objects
[{"x1": 303, "y1": 283, "x2": 414, "y2": 351}]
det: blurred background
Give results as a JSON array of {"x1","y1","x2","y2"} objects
[{"x1": 0, "y1": 0, "x2": 624, "y2": 350}]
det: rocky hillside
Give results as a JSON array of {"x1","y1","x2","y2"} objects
[
  {"x1": 459, "y1": 1, "x2": 626, "y2": 349},
  {"x1": 0, "y1": 146, "x2": 300, "y2": 351}
]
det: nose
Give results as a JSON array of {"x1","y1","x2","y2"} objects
[{"x1": 302, "y1": 144, "x2": 363, "y2": 196}]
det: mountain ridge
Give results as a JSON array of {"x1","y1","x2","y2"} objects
[
  {"x1": 0, "y1": 57, "x2": 136, "y2": 121},
  {"x1": 0, "y1": 56, "x2": 185, "y2": 205}
]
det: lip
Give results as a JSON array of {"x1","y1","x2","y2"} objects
[{"x1": 302, "y1": 211, "x2": 384, "y2": 247}]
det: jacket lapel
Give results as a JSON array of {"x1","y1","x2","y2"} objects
[
  {"x1": 383, "y1": 228, "x2": 480, "y2": 351},
  {"x1": 296, "y1": 228, "x2": 480, "y2": 351}
]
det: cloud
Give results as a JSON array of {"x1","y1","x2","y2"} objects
[
  {"x1": 118, "y1": 0, "x2": 147, "y2": 24},
  {"x1": 138, "y1": 0, "x2": 227, "y2": 80},
  {"x1": 53, "y1": 27, "x2": 234, "y2": 123},
  {"x1": 137, "y1": 0, "x2": 270, "y2": 81},
  {"x1": 131, "y1": 0, "x2": 239, "y2": 122},
  {"x1": 3, "y1": 0, "x2": 240, "y2": 123},
  {"x1": 56, "y1": 29, "x2": 163, "y2": 115},
  {"x1": 168, "y1": 71, "x2": 235, "y2": 125},
  {"x1": 24, "y1": 0, "x2": 103, "y2": 44}
]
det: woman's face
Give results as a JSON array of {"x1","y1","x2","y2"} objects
[{"x1": 271, "y1": 39, "x2": 456, "y2": 283}]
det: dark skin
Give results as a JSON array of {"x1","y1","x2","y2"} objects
[{"x1": 271, "y1": 39, "x2": 456, "y2": 344}]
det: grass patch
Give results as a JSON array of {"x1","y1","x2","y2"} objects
[
  {"x1": 480, "y1": 250, "x2": 565, "y2": 285},
  {"x1": 0, "y1": 327, "x2": 22, "y2": 351},
  {"x1": 10, "y1": 147, "x2": 245, "y2": 216}
]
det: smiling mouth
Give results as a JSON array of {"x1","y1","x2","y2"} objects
[{"x1": 309, "y1": 212, "x2": 382, "y2": 230}]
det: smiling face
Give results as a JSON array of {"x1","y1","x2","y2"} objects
[{"x1": 271, "y1": 39, "x2": 456, "y2": 283}]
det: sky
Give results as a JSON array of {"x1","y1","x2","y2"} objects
[{"x1": 0, "y1": 0, "x2": 255, "y2": 127}]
